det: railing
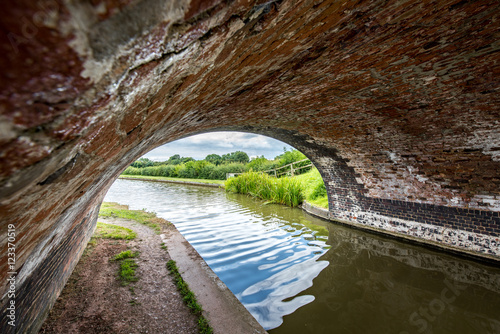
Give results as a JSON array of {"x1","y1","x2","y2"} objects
[
  {"x1": 226, "y1": 159, "x2": 313, "y2": 179},
  {"x1": 265, "y1": 158, "x2": 312, "y2": 177}
]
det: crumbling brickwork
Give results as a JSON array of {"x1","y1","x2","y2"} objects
[{"x1": 0, "y1": 0, "x2": 499, "y2": 332}]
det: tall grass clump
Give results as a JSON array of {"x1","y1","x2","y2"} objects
[{"x1": 225, "y1": 172, "x2": 304, "y2": 207}]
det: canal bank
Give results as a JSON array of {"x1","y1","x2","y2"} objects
[{"x1": 119, "y1": 176, "x2": 224, "y2": 188}]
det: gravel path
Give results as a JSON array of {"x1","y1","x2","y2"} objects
[{"x1": 40, "y1": 217, "x2": 199, "y2": 334}]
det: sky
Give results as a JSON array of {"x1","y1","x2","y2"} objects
[{"x1": 143, "y1": 132, "x2": 294, "y2": 161}]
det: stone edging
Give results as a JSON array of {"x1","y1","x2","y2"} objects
[
  {"x1": 160, "y1": 227, "x2": 268, "y2": 334},
  {"x1": 301, "y1": 201, "x2": 500, "y2": 266},
  {"x1": 119, "y1": 176, "x2": 224, "y2": 188}
]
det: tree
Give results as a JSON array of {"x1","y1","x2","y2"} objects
[
  {"x1": 181, "y1": 157, "x2": 194, "y2": 164},
  {"x1": 167, "y1": 154, "x2": 181, "y2": 165},
  {"x1": 222, "y1": 151, "x2": 249, "y2": 164},
  {"x1": 247, "y1": 156, "x2": 268, "y2": 171},
  {"x1": 233, "y1": 151, "x2": 250, "y2": 163},
  {"x1": 276, "y1": 149, "x2": 306, "y2": 166},
  {"x1": 131, "y1": 157, "x2": 154, "y2": 168},
  {"x1": 205, "y1": 154, "x2": 222, "y2": 165}
]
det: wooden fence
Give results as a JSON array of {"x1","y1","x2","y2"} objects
[{"x1": 226, "y1": 159, "x2": 313, "y2": 179}]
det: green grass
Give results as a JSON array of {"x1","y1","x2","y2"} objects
[
  {"x1": 225, "y1": 171, "x2": 304, "y2": 207},
  {"x1": 112, "y1": 250, "x2": 140, "y2": 286},
  {"x1": 99, "y1": 202, "x2": 168, "y2": 234},
  {"x1": 225, "y1": 168, "x2": 329, "y2": 209},
  {"x1": 113, "y1": 250, "x2": 139, "y2": 261},
  {"x1": 84, "y1": 222, "x2": 137, "y2": 257},
  {"x1": 119, "y1": 174, "x2": 225, "y2": 185},
  {"x1": 295, "y1": 168, "x2": 329, "y2": 209},
  {"x1": 166, "y1": 260, "x2": 213, "y2": 334},
  {"x1": 94, "y1": 222, "x2": 137, "y2": 240}
]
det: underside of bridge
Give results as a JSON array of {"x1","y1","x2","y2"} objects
[{"x1": 0, "y1": 0, "x2": 499, "y2": 332}]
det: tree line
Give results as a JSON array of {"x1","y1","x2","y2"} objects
[{"x1": 123, "y1": 149, "x2": 311, "y2": 180}]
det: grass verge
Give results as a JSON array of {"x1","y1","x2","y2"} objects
[
  {"x1": 99, "y1": 202, "x2": 169, "y2": 234},
  {"x1": 84, "y1": 222, "x2": 137, "y2": 257},
  {"x1": 119, "y1": 175, "x2": 225, "y2": 186},
  {"x1": 166, "y1": 260, "x2": 213, "y2": 334}
]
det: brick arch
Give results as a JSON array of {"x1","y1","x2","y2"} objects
[{"x1": 1, "y1": 0, "x2": 499, "y2": 332}]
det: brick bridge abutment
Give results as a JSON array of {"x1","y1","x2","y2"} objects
[{"x1": 1, "y1": 0, "x2": 499, "y2": 332}]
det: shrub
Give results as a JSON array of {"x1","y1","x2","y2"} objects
[{"x1": 123, "y1": 166, "x2": 141, "y2": 175}]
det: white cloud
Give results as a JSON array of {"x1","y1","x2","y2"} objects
[
  {"x1": 143, "y1": 132, "x2": 293, "y2": 161},
  {"x1": 185, "y1": 132, "x2": 273, "y2": 149}
]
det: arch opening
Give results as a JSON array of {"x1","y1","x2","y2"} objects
[
  {"x1": 99, "y1": 130, "x2": 333, "y2": 331},
  {"x1": 117, "y1": 130, "x2": 329, "y2": 209}
]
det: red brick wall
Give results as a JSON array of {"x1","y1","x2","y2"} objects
[{"x1": 1, "y1": 0, "x2": 499, "y2": 332}]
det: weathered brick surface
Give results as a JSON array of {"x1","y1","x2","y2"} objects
[{"x1": 0, "y1": 0, "x2": 499, "y2": 332}]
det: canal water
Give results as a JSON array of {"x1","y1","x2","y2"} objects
[{"x1": 104, "y1": 179, "x2": 500, "y2": 333}]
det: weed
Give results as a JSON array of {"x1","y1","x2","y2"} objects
[
  {"x1": 166, "y1": 260, "x2": 213, "y2": 334},
  {"x1": 112, "y1": 250, "x2": 139, "y2": 261},
  {"x1": 112, "y1": 250, "x2": 140, "y2": 286},
  {"x1": 198, "y1": 316, "x2": 213, "y2": 334},
  {"x1": 129, "y1": 299, "x2": 141, "y2": 306},
  {"x1": 118, "y1": 259, "x2": 139, "y2": 285}
]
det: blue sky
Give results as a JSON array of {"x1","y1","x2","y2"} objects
[{"x1": 143, "y1": 132, "x2": 293, "y2": 161}]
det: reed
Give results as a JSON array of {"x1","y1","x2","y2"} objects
[{"x1": 225, "y1": 172, "x2": 304, "y2": 207}]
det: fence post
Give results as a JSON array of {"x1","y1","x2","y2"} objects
[{"x1": 291, "y1": 163, "x2": 294, "y2": 177}]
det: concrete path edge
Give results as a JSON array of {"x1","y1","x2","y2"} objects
[{"x1": 160, "y1": 227, "x2": 268, "y2": 334}]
